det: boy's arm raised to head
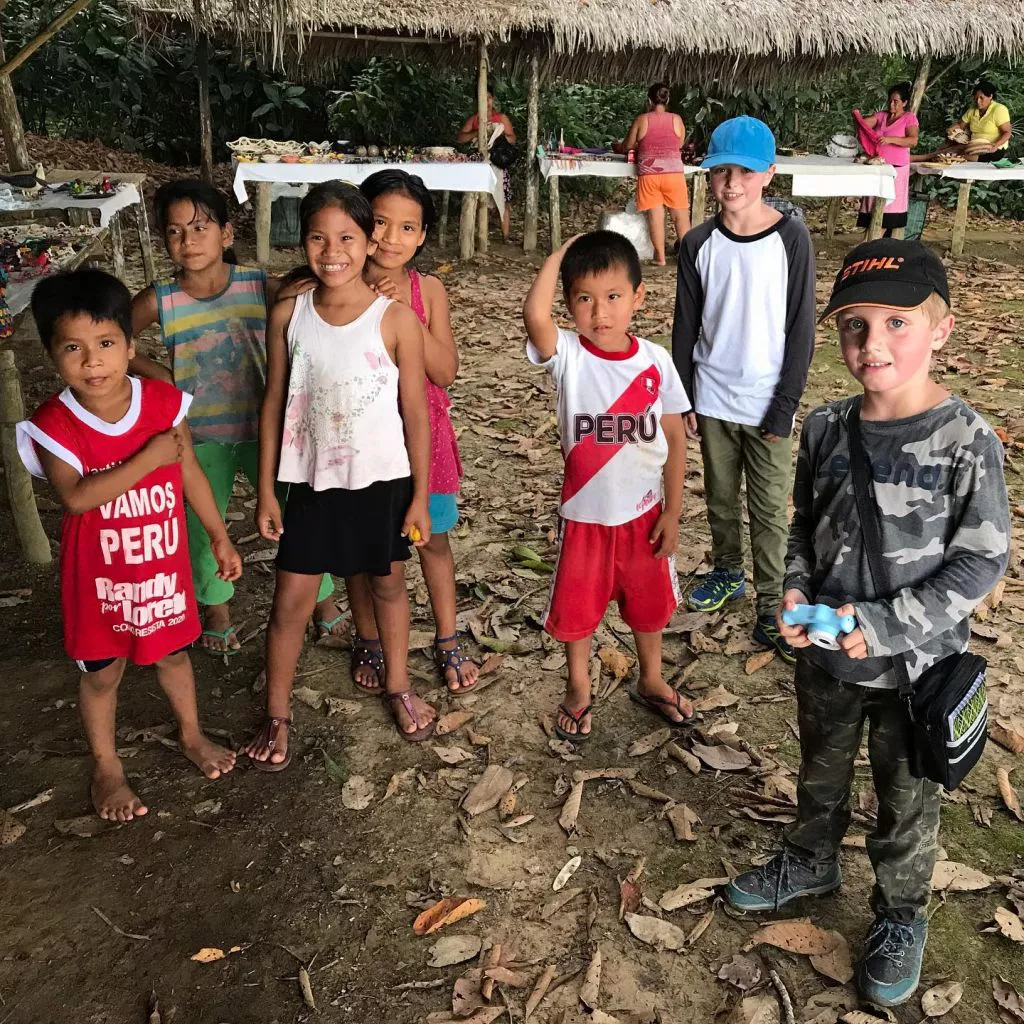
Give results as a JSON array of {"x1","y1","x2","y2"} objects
[
  {"x1": 853, "y1": 434, "x2": 1011, "y2": 659},
  {"x1": 36, "y1": 429, "x2": 182, "y2": 516},
  {"x1": 180, "y1": 426, "x2": 241, "y2": 581},
  {"x1": 760, "y1": 220, "x2": 815, "y2": 439},
  {"x1": 128, "y1": 287, "x2": 173, "y2": 384},
  {"x1": 421, "y1": 276, "x2": 459, "y2": 388},
  {"x1": 523, "y1": 238, "x2": 576, "y2": 362},
  {"x1": 256, "y1": 298, "x2": 293, "y2": 540}
]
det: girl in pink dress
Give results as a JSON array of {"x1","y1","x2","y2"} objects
[{"x1": 853, "y1": 82, "x2": 920, "y2": 236}]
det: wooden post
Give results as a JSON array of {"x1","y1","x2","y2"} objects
[
  {"x1": 110, "y1": 211, "x2": 126, "y2": 279},
  {"x1": 910, "y1": 54, "x2": 931, "y2": 115},
  {"x1": 135, "y1": 189, "x2": 156, "y2": 282},
  {"x1": 197, "y1": 34, "x2": 215, "y2": 184},
  {"x1": 0, "y1": 0, "x2": 95, "y2": 78},
  {"x1": 523, "y1": 52, "x2": 540, "y2": 252},
  {"x1": 951, "y1": 180, "x2": 972, "y2": 256},
  {"x1": 866, "y1": 195, "x2": 887, "y2": 240},
  {"x1": 256, "y1": 181, "x2": 272, "y2": 265},
  {"x1": 438, "y1": 191, "x2": 450, "y2": 248},
  {"x1": 891, "y1": 226, "x2": 906, "y2": 240},
  {"x1": 825, "y1": 196, "x2": 842, "y2": 239},
  {"x1": 690, "y1": 173, "x2": 707, "y2": 228},
  {"x1": 476, "y1": 40, "x2": 489, "y2": 254},
  {"x1": 0, "y1": 28, "x2": 30, "y2": 170},
  {"x1": 548, "y1": 175, "x2": 561, "y2": 251},
  {"x1": 459, "y1": 193, "x2": 477, "y2": 259},
  {"x1": 0, "y1": 351, "x2": 52, "y2": 564}
]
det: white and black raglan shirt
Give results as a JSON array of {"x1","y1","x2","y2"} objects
[{"x1": 671, "y1": 214, "x2": 816, "y2": 438}]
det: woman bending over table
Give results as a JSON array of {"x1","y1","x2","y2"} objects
[{"x1": 912, "y1": 80, "x2": 1011, "y2": 164}]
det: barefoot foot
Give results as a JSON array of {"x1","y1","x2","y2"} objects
[
  {"x1": 91, "y1": 759, "x2": 148, "y2": 821},
  {"x1": 181, "y1": 732, "x2": 237, "y2": 778}
]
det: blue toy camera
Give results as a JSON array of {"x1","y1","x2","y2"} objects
[{"x1": 781, "y1": 604, "x2": 857, "y2": 651}]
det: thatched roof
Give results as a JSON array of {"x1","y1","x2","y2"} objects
[{"x1": 123, "y1": 0, "x2": 1024, "y2": 85}]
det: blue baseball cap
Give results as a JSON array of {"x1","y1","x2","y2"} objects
[{"x1": 701, "y1": 116, "x2": 776, "y2": 173}]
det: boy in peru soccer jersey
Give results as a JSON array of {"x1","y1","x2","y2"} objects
[
  {"x1": 523, "y1": 231, "x2": 694, "y2": 743},
  {"x1": 17, "y1": 269, "x2": 242, "y2": 822}
]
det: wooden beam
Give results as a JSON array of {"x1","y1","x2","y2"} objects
[
  {"x1": 951, "y1": 180, "x2": 971, "y2": 256},
  {"x1": 110, "y1": 210, "x2": 126, "y2": 279},
  {"x1": 197, "y1": 33, "x2": 215, "y2": 183},
  {"x1": 0, "y1": 27, "x2": 30, "y2": 169},
  {"x1": 0, "y1": 351, "x2": 52, "y2": 564},
  {"x1": 459, "y1": 193, "x2": 477, "y2": 259},
  {"x1": 690, "y1": 173, "x2": 707, "y2": 228},
  {"x1": 523, "y1": 52, "x2": 540, "y2": 252},
  {"x1": 0, "y1": 0, "x2": 95, "y2": 78},
  {"x1": 825, "y1": 196, "x2": 841, "y2": 239},
  {"x1": 438, "y1": 190, "x2": 450, "y2": 248},
  {"x1": 548, "y1": 175, "x2": 561, "y2": 251},
  {"x1": 910, "y1": 54, "x2": 931, "y2": 115},
  {"x1": 255, "y1": 181, "x2": 272, "y2": 264},
  {"x1": 866, "y1": 195, "x2": 886, "y2": 240},
  {"x1": 476, "y1": 40, "x2": 488, "y2": 254}
]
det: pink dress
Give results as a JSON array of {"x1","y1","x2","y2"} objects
[
  {"x1": 854, "y1": 109, "x2": 918, "y2": 220},
  {"x1": 409, "y1": 269, "x2": 462, "y2": 495}
]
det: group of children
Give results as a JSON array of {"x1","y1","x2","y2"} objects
[{"x1": 16, "y1": 114, "x2": 1011, "y2": 1010}]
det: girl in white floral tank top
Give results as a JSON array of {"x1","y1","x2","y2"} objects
[{"x1": 242, "y1": 182, "x2": 437, "y2": 769}]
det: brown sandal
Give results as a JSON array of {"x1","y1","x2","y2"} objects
[
  {"x1": 386, "y1": 691, "x2": 436, "y2": 743},
  {"x1": 242, "y1": 716, "x2": 293, "y2": 772}
]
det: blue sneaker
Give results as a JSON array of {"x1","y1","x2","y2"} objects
[
  {"x1": 856, "y1": 914, "x2": 927, "y2": 1008},
  {"x1": 687, "y1": 568, "x2": 746, "y2": 612},
  {"x1": 753, "y1": 614, "x2": 796, "y2": 664},
  {"x1": 723, "y1": 850, "x2": 842, "y2": 912}
]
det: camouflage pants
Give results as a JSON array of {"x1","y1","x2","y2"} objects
[{"x1": 784, "y1": 658, "x2": 941, "y2": 922}]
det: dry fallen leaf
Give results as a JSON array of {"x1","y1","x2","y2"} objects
[
  {"x1": 383, "y1": 767, "x2": 415, "y2": 800},
  {"x1": 931, "y1": 860, "x2": 994, "y2": 892},
  {"x1": 992, "y1": 907, "x2": 1024, "y2": 944},
  {"x1": 730, "y1": 993, "x2": 780, "y2": 1024},
  {"x1": 293, "y1": 685, "x2": 323, "y2": 709},
  {"x1": 579, "y1": 945, "x2": 602, "y2": 1011},
  {"x1": 666, "y1": 803, "x2": 701, "y2": 842},
  {"x1": 921, "y1": 980, "x2": 963, "y2": 1017},
  {"x1": 659, "y1": 876, "x2": 727, "y2": 911},
  {"x1": 693, "y1": 685, "x2": 740, "y2": 712},
  {"x1": 808, "y1": 931, "x2": 854, "y2": 984},
  {"x1": 436, "y1": 710, "x2": 474, "y2": 736},
  {"x1": 462, "y1": 765, "x2": 514, "y2": 816},
  {"x1": 990, "y1": 723, "x2": 1024, "y2": 754},
  {"x1": 745, "y1": 650, "x2": 775, "y2": 675},
  {"x1": 628, "y1": 727, "x2": 673, "y2": 757},
  {"x1": 993, "y1": 975, "x2": 1024, "y2": 1023},
  {"x1": 428, "y1": 934, "x2": 483, "y2": 967},
  {"x1": 559, "y1": 780, "x2": 584, "y2": 834},
  {"x1": 531, "y1": 886, "x2": 583, "y2": 921},
  {"x1": 298, "y1": 966, "x2": 315, "y2": 1010},
  {"x1": 743, "y1": 917, "x2": 838, "y2": 955},
  {"x1": 432, "y1": 744, "x2": 475, "y2": 765},
  {"x1": 691, "y1": 742, "x2": 752, "y2": 771},
  {"x1": 53, "y1": 816, "x2": 113, "y2": 838},
  {"x1": 597, "y1": 645, "x2": 634, "y2": 680},
  {"x1": 717, "y1": 953, "x2": 762, "y2": 991},
  {"x1": 412, "y1": 897, "x2": 486, "y2": 935},
  {"x1": 553, "y1": 855, "x2": 582, "y2": 891},
  {"x1": 190, "y1": 945, "x2": 243, "y2": 963},
  {"x1": 624, "y1": 913, "x2": 687, "y2": 952},
  {"x1": 665, "y1": 742, "x2": 701, "y2": 774},
  {"x1": 341, "y1": 775, "x2": 374, "y2": 810},
  {"x1": 0, "y1": 810, "x2": 26, "y2": 846},
  {"x1": 997, "y1": 767, "x2": 1023, "y2": 822}
]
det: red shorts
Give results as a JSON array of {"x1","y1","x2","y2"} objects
[{"x1": 544, "y1": 504, "x2": 680, "y2": 642}]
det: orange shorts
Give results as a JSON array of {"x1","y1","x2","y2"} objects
[{"x1": 636, "y1": 172, "x2": 689, "y2": 212}]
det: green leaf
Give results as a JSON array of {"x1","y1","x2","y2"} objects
[{"x1": 321, "y1": 749, "x2": 347, "y2": 784}]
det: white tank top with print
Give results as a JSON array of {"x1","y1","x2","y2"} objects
[{"x1": 278, "y1": 291, "x2": 410, "y2": 491}]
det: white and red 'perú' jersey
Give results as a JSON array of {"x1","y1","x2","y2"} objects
[{"x1": 528, "y1": 329, "x2": 691, "y2": 526}]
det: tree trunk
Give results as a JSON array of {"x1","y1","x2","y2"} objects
[
  {"x1": 197, "y1": 33, "x2": 215, "y2": 183},
  {"x1": 523, "y1": 52, "x2": 540, "y2": 252},
  {"x1": 475, "y1": 40, "x2": 489, "y2": 254},
  {"x1": 0, "y1": 28, "x2": 30, "y2": 170},
  {"x1": 910, "y1": 55, "x2": 931, "y2": 115}
]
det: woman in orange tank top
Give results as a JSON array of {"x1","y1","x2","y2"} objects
[{"x1": 618, "y1": 83, "x2": 690, "y2": 266}]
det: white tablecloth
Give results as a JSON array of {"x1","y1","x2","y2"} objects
[
  {"x1": 0, "y1": 183, "x2": 141, "y2": 228},
  {"x1": 538, "y1": 154, "x2": 896, "y2": 200},
  {"x1": 912, "y1": 161, "x2": 1024, "y2": 183},
  {"x1": 232, "y1": 161, "x2": 505, "y2": 215}
]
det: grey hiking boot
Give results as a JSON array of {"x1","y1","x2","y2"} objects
[
  {"x1": 856, "y1": 914, "x2": 928, "y2": 1008},
  {"x1": 723, "y1": 850, "x2": 842, "y2": 912}
]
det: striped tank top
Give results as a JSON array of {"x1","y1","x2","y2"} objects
[{"x1": 153, "y1": 264, "x2": 268, "y2": 444}]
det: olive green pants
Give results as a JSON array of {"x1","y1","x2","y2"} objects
[{"x1": 697, "y1": 415, "x2": 792, "y2": 616}]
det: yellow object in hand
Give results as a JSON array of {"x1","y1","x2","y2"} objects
[{"x1": 407, "y1": 525, "x2": 422, "y2": 543}]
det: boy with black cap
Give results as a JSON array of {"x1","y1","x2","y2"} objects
[
  {"x1": 672, "y1": 116, "x2": 816, "y2": 660},
  {"x1": 724, "y1": 240, "x2": 1010, "y2": 1008}
]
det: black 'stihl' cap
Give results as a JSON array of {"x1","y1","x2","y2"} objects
[{"x1": 820, "y1": 239, "x2": 950, "y2": 322}]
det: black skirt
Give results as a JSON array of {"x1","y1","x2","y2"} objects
[{"x1": 276, "y1": 477, "x2": 413, "y2": 578}]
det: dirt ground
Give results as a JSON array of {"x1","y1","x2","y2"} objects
[{"x1": 1, "y1": 180, "x2": 1024, "y2": 1024}]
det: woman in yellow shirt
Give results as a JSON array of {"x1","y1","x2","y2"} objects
[{"x1": 914, "y1": 80, "x2": 1012, "y2": 163}]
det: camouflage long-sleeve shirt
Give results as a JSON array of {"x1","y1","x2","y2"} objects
[{"x1": 784, "y1": 394, "x2": 1010, "y2": 687}]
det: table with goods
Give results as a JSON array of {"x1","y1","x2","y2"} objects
[{"x1": 228, "y1": 139, "x2": 505, "y2": 263}]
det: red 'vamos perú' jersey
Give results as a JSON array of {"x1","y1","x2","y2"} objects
[{"x1": 16, "y1": 377, "x2": 200, "y2": 664}]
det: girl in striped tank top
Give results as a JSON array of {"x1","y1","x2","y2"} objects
[
  {"x1": 130, "y1": 180, "x2": 340, "y2": 656},
  {"x1": 242, "y1": 181, "x2": 436, "y2": 767}
]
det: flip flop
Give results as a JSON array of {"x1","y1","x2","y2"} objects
[
  {"x1": 197, "y1": 626, "x2": 241, "y2": 657},
  {"x1": 242, "y1": 716, "x2": 293, "y2": 772},
  {"x1": 387, "y1": 690, "x2": 436, "y2": 743},
  {"x1": 315, "y1": 608, "x2": 347, "y2": 639},
  {"x1": 351, "y1": 635, "x2": 385, "y2": 694},
  {"x1": 627, "y1": 683, "x2": 694, "y2": 728},
  {"x1": 554, "y1": 703, "x2": 593, "y2": 745}
]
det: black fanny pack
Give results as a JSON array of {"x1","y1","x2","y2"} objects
[
  {"x1": 848, "y1": 400, "x2": 988, "y2": 790},
  {"x1": 489, "y1": 134, "x2": 520, "y2": 170}
]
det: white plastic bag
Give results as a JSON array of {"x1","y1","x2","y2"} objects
[{"x1": 598, "y1": 199, "x2": 653, "y2": 260}]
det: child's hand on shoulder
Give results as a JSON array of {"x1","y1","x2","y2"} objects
[
  {"x1": 403, "y1": 498, "x2": 431, "y2": 548},
  {"x1": 145, "y1": 427, "x2": 184, "y2": 469},
  {"x1": 649, "y1": 509, "x2": 679, "y2": 558},
  {"x1": 834, "y1": 603, "x2": 868, "y2": 659},
  {"x1": 256, "y1": 494, "x2": 284, "y2": 542},
  {"x1": 370, "y1": 277, "x2": 401, "y2": 301},
  {"x1": 777, "y1": 589, "x2": 813, "y2": 648},
  {"x1": 275, "y1": 274, "x2": 317, "y2": 303},
  {"x1": 212, "y1": 535, "x2": 242, "y2": 582}
]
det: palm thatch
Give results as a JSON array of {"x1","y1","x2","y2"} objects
[{"x1": 123, "y1": 0, "x2": 1024, "y2": 85}]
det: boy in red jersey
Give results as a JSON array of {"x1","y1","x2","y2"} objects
[
  {"x1": 17, "y1": 269, "x2": 241, "y2": 821},
  {"x1": 523, "y1": 231, "x2": 693, "y2": 743}
]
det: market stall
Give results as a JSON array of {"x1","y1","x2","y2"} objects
[
  {"x1": 912, "y1": 160, "x2": 1024, "y2": 255},
  {"x1": 0, "y1": 170, "x2": 155, "y2": 282},
  {"x1": 538, "y1": 151, "x2": 897, "y2": 250},
  {"x1": 229, "y1": 139, "x2": 504, "y2": 265}
]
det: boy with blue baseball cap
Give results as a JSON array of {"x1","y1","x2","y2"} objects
[{"x1": 672, "y1": 116, "x2": 816, "y2": 659}]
